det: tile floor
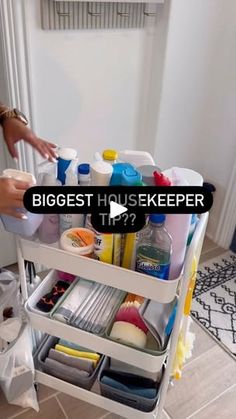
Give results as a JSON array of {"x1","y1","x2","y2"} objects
[{"x1": 1, "y1": 237, "x2": 236, "y2": 419}]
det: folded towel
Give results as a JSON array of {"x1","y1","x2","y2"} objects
[
  {"x1": 45, "y1": 358, "x2": 90, "y2": 384},
  {"x1": 109, "y1": 359, "x2": 160, "y2": 381},
  {"x1": 101, "y1": 375, "x2": 157, "y2": 399},
  {"x1": 55, "y1": 344, "x2": 100, "y2": 362},
  {"x1": 48, "y1": 349, "x2": 94, "y2": 374},
  {"x1": 58, "y1": 339, "x2": 96, "y2": 353}
]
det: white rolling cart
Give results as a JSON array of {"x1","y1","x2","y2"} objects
[{"x1": 16, "y1": 212, "x2": 208, "y2": 419}]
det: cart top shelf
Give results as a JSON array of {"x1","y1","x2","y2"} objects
[
  {"x1": 18, "y1": 238, "x2": 179, "y2": 303},
  {"x1": 17, "y1": 213, "x2": 208, "y2": 303}
]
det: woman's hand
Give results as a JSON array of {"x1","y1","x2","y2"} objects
[
  {"x1": 2, "y1": 118, "x2": 57, "y2": 162},
  {"x1": 0, "y1": 178, "x2": 30, "y2": 219}
]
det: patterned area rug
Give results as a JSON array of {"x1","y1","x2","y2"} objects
[{"x1": 191, "y1": 251, "x2": 236, "y2": 358}]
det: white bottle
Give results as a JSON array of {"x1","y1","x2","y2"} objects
[
  {"x1": 118, "y1": 150, "x2": 155, "y2": 167},
  {"x1": 164, "y1": 170, "x2": 191, "y2": 280},
  {"x1": 60, "y1": 159, "x2": 84, "y2": 234},
  {"x1": 78, "y1": 164, "x2": 91, "y2": 186},
  {"x1": 0, "y1": 169, "x2": 43, "y2": 237}
]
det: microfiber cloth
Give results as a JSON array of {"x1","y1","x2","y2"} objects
[
  {"x1": 45, "y1": 358, "x2": 89, "y2": 384},
  {"x1": 48, "y1": 349, "x2": 94, "y2": 374},
  {"x1": 55, "y1": 344, "x2": 100, "y2": 363},
  {"x1": 58, "y1": 339, "x2": 96, "y2": 353},
  {"x1": 101, "y1": 375, "x2": 157, "y2": 399}
]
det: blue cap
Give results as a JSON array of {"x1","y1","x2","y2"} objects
[
  {"x1": 78, "y1": 164, "x2": 90, "y2": 175},
  {"x1": 150, "y1": 214, "x2": 165, "y2": 223}
]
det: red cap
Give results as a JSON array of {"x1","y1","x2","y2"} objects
[{"x1": 154, "y1": 171, "x2": 171, "y2": 186}]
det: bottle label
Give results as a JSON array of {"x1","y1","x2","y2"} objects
[
  {"x1": 94, "y1": 233, "x2": 113, "y2": 264},
  {"x1": 60, "y1": 214, "x2": 73, "y2": 234},
  {"x1": 136, "y1": 254, "x2": 170, "y2": 280}
]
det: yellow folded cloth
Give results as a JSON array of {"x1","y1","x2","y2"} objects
[{"x1": 55, "y1": 344, "x2": 100, "y2": 363}]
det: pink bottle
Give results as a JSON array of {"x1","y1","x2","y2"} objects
[
  {"x1": 38, "y1": 214, "x2": 60, "y2": 244},
  {"x1": 38, "y1": 168, "x2": 61, "y2": 244}
]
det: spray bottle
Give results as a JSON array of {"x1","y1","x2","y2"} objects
[
  {"x1": 59, "y1": 159, "x2": 84, "y2": 234},
  {"x1": 121, "y1": 170, "x2": 146, "y2": 270}
]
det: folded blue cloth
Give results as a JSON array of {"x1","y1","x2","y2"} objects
[{"x1": 101, "y1": 375, "x2": 157, "y2": 399}]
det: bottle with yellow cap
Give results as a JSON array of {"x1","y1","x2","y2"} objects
[{"x1": 102, "y1": 149, "x2": 118, "y2": 165}]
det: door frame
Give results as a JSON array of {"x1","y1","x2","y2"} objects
[
  {"x1": 0, "y1": 0, "x2": 37, "y2": 174},
  {"x1": 215, "y1": 158, "x2": 236, "y2": 249}
]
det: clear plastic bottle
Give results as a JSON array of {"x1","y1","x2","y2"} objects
[{"x1": 135, "y1": 214, "x2": 172, "y2": 280}]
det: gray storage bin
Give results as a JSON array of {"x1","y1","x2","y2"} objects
[
  {"x1": 50, "y1": 282, "x2": 126, "y2": 337},
  {"x1": 37, "y1": 335, "x2": 103, "y2": 390},
  {"x1": 98, "y1": 357, "x2": 160, "y2": 412}
]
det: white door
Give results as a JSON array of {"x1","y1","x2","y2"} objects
[
  {"x1": 0, "y1": 21, "x2": 17, "y2": 267},
  {"x1": 0, "y1": 134, "x2": 17, "y2": 267}
]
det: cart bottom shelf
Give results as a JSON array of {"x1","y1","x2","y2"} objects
[{"x1": 35, "y1": 370, "x2": 159, "y2": 419}]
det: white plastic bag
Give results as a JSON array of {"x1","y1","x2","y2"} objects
[
  {"x1": 0, "y1": 323, "x2": 39, "y2": 411},
  {"x1": 0, "y1": 270, "x2": 22, "y2": 352},
  {"x1": 0, "y1": 270, "x2": 20, "y2": 320}
]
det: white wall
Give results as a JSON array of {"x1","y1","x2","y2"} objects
[
  {"x1": 155, "y1": 0, "x2": 236, "y2": 239},
  {"x1": 22, "y1": 0, "x2": 236, "y2": 241},
  {"x1": 26, "y1": 0, "x2": 159, "y2": 162}
]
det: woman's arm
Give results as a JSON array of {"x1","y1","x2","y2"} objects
[{"x1": 0, "y1": 102, "x2": 57, "y2": 162}]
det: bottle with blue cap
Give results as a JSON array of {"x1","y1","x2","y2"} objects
[
  {"x1": 78, "y1": 163, "x2": 91, "y2": 186},
  {"x1": 135, "y1": 214, "x2": 172, "y2": 280}
]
